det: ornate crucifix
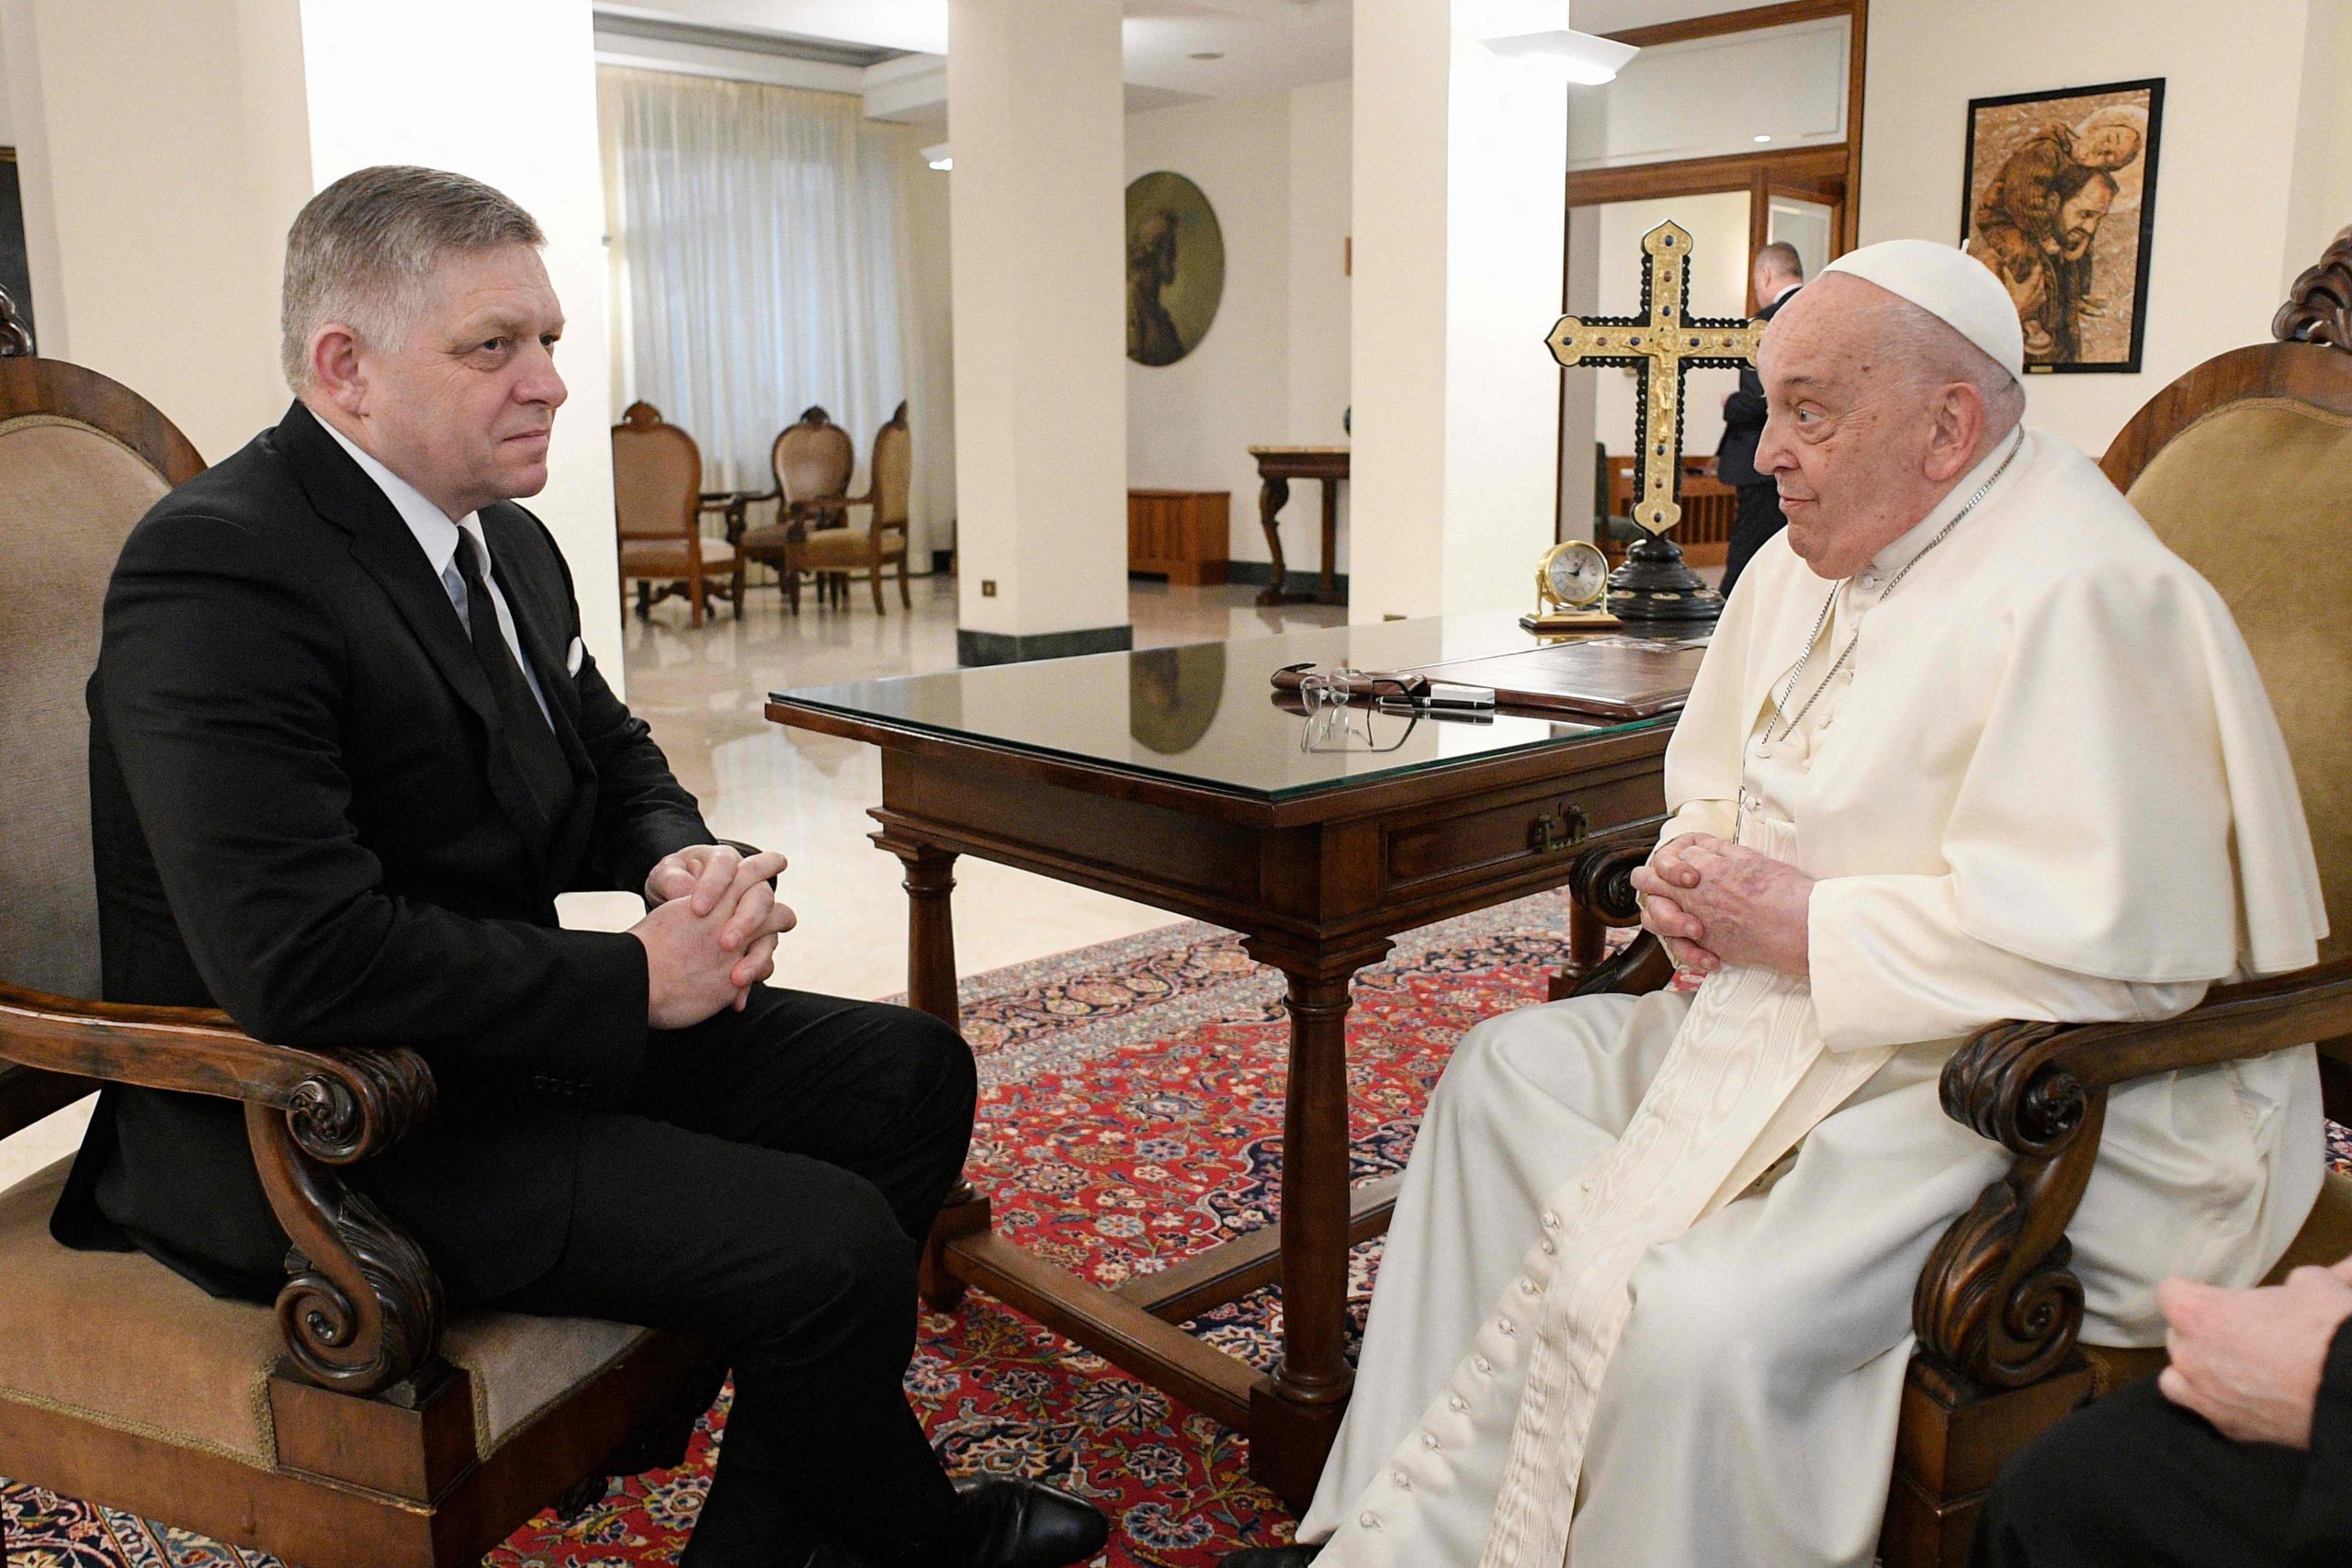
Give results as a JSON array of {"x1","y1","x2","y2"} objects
[{"x1": 1548, "y1": 220, "x2": 1765, "y2": 622}]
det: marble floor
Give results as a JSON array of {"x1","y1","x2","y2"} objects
[{"x1": 0, "y1": 574, "x2": 1345, "y2": 1188}]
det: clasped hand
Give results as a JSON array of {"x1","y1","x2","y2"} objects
[
  {"x1": 631, "y1": 843, "x2": 797, "y2": 1028},
  {"x1": 1627, "y1": 833, "x2": 1815, "y2": 978}
]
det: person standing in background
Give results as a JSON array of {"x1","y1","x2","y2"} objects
[{"x1": 1715, "y1": 242, "x2": 1804, "y2": 598}]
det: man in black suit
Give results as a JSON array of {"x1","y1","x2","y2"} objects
[
  {"x1": 1713, "y1": 242, "x2": 1804, "y2": 600},
  {"x1": 58, "y1": 165, "x2": 1107, "y2": 1568},
  {"x1": 1970, "y1": 1252, "x2": 2352, "y2": 1565}
]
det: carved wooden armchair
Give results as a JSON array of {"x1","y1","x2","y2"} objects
[
  {"x1": 785, "y1": 400, "x2": 912, "y2": 615},
  {"x1": 0, "y1": 343, "x2": 713, "y2": 1566},
  {"x1": 738, "y1": 405, "x2": 855, "y2": 614},
  {"x1": 1555, "y1": 227, "x2": 2352, "y2": 1568},
  {"x1": 615, "y1": 399, "x2": 741, "y2": 626}
]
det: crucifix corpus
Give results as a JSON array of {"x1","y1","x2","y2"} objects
[{"x1": 1548, "y1": 220, "x2": 1765, "y2": 623}]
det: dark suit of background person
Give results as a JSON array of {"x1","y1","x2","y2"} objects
[
  {"x1": 1714, "y1": 275, "x2": 1802, "y2": 600},
  {"x1": 1971, "y1": 1281, "x2": 2352, "y2": 1567},
  {"x1": 55, "y1": 395, "x2": 1006, "y2": 1568}
]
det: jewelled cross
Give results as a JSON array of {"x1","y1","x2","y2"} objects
[{"x1": 1547, "y1": 220, "x2": 1766, "y2": 537}]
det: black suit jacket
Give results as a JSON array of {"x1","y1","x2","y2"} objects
[
  {"x1": 55, "y1": 400, "x2": 713, "y2": 1304},
  {"x1": 1714, "y1": 284, "x2": 1798, "y2": 488}
]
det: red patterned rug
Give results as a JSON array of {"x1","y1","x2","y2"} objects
[
  {"x1": 2, "y1": 894, "x2": 1578, "y2": 1568},
  {"x1": 14, "y1": 900, "x2": 2351, "y2": 1567}
]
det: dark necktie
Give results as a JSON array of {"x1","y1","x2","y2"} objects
[{"x1": 453, "y1": 531, "x2": 572, "y2": 825}]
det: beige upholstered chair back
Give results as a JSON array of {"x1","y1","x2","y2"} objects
[
  {"x1": 870, "y1": 402, "x2": 911, "y2": 528},
  {"x1": 2102, "y1": 259, "x2": 2352, "y2": 964},
  {"x1": 771, "y1": 406, "x2": 854, "y2": 505},
  {"x1": 611, "y1": 400, "x2": 702, "y2": 542},
  {"x1": 0, "y1": 356, "x2": 205, "y2": 998}
]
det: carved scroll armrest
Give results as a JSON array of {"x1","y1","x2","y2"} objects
[
  {"x1": 1562, "y1": 840, "x2": 1676, "y2": 998},
  {"x1": 1914, "y1": 960, "x2": 2352, "y2": 1392},
  {"x1": 0, "y1": 982, "x2": 443, "y2": 1397}
]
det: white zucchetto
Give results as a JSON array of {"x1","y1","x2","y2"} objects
[{"x1": 1819, "y1": 238, "x2": 2027, "y2": 383}]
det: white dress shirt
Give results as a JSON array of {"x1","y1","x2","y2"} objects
[{"x1": 320, "y1": 420, "x2": 553, "y2": 728}]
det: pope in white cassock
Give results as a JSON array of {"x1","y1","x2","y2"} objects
[{"x1": 1219, "y1": 240, "x2": 2328, "y2": 1568}]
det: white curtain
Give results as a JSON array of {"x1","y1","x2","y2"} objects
[{"x1": 598, "y1": 66, "x2": 920, "y2": 516}]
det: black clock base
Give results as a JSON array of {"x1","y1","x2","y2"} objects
[{"x1": 1607, "y1": 531, "x2": 1723, "y2": 623}]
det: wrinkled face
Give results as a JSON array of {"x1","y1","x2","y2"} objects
[
  {"x1": 1752, "y1": 276, "x2": 1951, "y2": 580},
  {"x1": 2058, "y1": 178, "x2": 2114, "y2": 259},
  {"x1": 345, "y1": 243, "x2": 566, "y2": 519}
]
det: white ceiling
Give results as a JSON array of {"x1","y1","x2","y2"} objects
[{"x1": 594, "y1": 0, "x2": 1747, "y2": 107}]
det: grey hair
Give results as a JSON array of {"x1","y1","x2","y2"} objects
[
  {"x1": 279, "y1": 165, "x2": 545, "y2": 390},
  {"x1": 1755, "y1": 241, "x2": 1804, "y2": 282},
  {"x1": 1874, "y1": 288, "x2": 2028, "y2": 435}
]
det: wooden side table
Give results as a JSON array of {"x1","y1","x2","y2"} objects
[{"x1": 1248, "y1": 445, "x2": 1348, "y2": 606}]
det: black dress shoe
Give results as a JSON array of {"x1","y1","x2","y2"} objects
[
  {"x1": 1218, "y1": 1546, "x2": 1320, "y2": 1567},
  {"x1": 951, "y1": 1477, "x2": 1112, "y2": 1568}
]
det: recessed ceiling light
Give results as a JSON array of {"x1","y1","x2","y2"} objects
[
  {"x1": 1191, "y1": 51, "x2": 1224, "y2": 60},
  {"x1": 1753, "y1": 134, "x2": 1772, "y2": 143}
]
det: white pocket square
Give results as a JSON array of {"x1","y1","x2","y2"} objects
[{"x1": 566, "y1": 637, "x2": 585, "y2": 676}]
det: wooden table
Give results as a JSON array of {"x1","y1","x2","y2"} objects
[
  {"x1": 766, "y1": 615, "x2": 1679, "y2": 1510},
  {"x1": 1249, "y1": 445, "x2": 1349, "y2": 607}
]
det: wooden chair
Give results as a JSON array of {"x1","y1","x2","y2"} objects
[
  {"x1": 614, "y1": 400, "x2": 739, "y2": 626},
  {"x1": 1602, "y1": 454, "x2": 1736, "y2": 567},
  {"x1": 0, "y1": 333, "x2": 716, "y2": 1566},
  {"x1": 738, "y1": 405, "x2": 854, "y2": 614},
  {"x1": 1555, "y1": 225, "x2": 2352, "y2": 1568},
  {"x1": 785, "y1": 401, "x2": 911, "y2": 615}
]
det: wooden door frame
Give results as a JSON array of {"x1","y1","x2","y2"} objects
[{"x1": 1564, "y1": 0, "x2": 1868, "y2": 257}]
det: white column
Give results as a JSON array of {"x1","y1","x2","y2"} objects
[
  {"x1": 1, "y1": 0, "x2": 624, "y2": 676},
  {"x1": 1349, "y1": 0, "x2": 1569, "y2": 622},
  {"x1": 946, "y1": 0, "x2": 1130, "y2": 664}
]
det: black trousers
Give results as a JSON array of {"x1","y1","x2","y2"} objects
[
  {"x1": 492, "y1": 987, "x2": 978, "y2": 1566},
  {"x1": 1971, "y1": 1329, "x2": 2352, "y2": 1568},
  {"x1": 1716, "y1": 480, "x2": 1786, "y2": 602}
]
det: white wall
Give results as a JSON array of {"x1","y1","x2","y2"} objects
[
  {"x1": 4, "y1": 0, "x2": 311, "y2": 459},
  {"x1": 902, "y1": 142, "x2": 956, "y2": 562},
  {"x1": 1862, "y1": 0, "x2": 2341, "y2": 458},
  {"x1": 1125, "y1": 80, "x2": 1351, "y2": 576},
  {"x1": 948, "y1": 0, "x2": 1130, "y2": 643}
]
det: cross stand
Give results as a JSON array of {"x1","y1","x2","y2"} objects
[{"x1": 1547, "y1": 221, "x2": 1765, "y2": 623}]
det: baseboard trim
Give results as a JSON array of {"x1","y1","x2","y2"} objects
[
  {"x1": 1225, "y1": 560, "x2": 1349, "y2": 596},
  {"x1": 956, "y1": 624, "x2": 1135, "y2": 667}
]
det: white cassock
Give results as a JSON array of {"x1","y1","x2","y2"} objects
[{"x1": 1298, "y1": 428, "x2": 2329, "y2": 1568}]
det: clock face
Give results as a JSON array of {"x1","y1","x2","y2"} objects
[{"x1": 1540, "y1": 541, "x2": 1611, "y2": 610}]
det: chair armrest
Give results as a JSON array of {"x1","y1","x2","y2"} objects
[
  {"x1": 0, "y1": 982, "x2": 435, "y2": 1162},
  {"x1": 1556, "y1": 840, "x2": 1676, "y2": 999},
  {"x1": 0, "y1": 981, "x2": 444, "y2": 1397},
  {"x1": 1913, "y1": 959, "x2": 2352, "y2": 1393}
]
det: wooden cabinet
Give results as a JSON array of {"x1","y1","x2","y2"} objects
[{"x1": 1127, "y1": 488, "x2": 1229, "y2": 586}]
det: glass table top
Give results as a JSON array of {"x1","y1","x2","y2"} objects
[{"x1": 771, "y1": 611, "x2": 1675, "y2": 803}]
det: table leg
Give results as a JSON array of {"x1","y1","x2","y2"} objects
[
  {"x1": 1243, "y1": 940, "x2": 1385, "y2": 1511},
  {"x1": 1317, "y1": 478, "x2": 1340, "y2": 603},
  {"x1": 880, "y1": 839, "x2": 984, "y2": 1308},
  {"x1": 1257, "y1": 474, "x2": 1293, "y2": 606}
]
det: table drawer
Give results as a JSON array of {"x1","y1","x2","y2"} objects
[{"x1": 1381, "y1": 767, "x2": 1663, "y2": 895}]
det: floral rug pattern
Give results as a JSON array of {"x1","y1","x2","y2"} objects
[
  {"x1": 2, "y1": 896, "x2": 1577, "y2": 1568},
  {"x1": 9, "y1": 895, "x2": 2349, "y2": 1568}
]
